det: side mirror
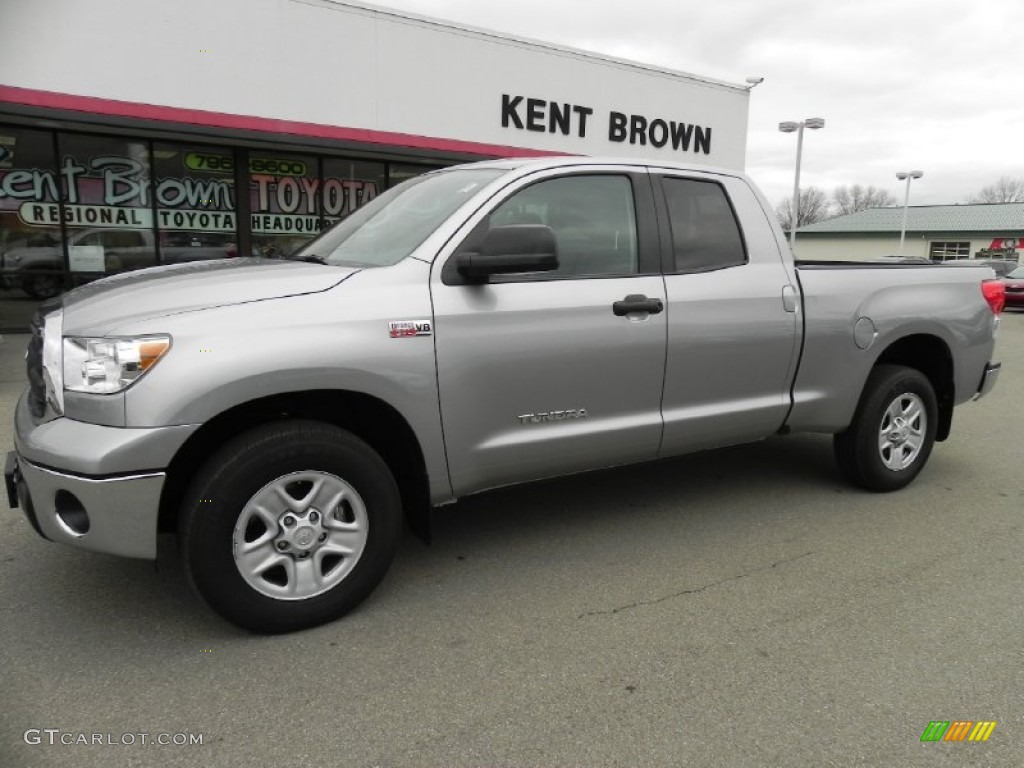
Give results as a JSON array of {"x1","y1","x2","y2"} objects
[{"x1": 455, "y1": 224, "x2": 559, "y2": 282}]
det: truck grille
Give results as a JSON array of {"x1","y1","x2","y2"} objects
[{"x1": 26, "y1": 312, "x2": 46, "y2": 417}]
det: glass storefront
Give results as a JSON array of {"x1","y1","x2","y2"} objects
[
  {"x1": 388, "y1": 161, "x2": 445, "y2": 189},
  {"x1": 0, "y1": 123, "x2": 442, "y2": 331},
  {"x1": 56, "y1": 133, "x2": 157, "y2": 284},
  {"x1": 0, "y1": 127, "x2": 61, "y2": 329},
  {"x1": 323, "y1": 159, "x2": 387, "y2": 228},
  {"x1": 153, "y1": 142, "x2": 238, "y2": 259},
  {"x1": 250, "y1": 151, "x2": 321, "y2": 258}
]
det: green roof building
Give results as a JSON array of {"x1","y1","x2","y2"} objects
[{"x1": 796, "y1": 203, "x2": 1024, "y2": 262}]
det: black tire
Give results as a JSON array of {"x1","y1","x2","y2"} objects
[
  {"x1": 179, "y1": 420, "x2": 402, "y2": 633},
  {"x1": 834, "y1": 364, "x2": 938, "y2": 492},
  {"x1": 21, "y1": 273, "x2": 64, "y2": 300}
]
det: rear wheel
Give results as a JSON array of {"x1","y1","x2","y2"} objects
[
  {"x1": 179, "y1": 420, "x2": 402, "y2": 633},
  {"x1": 834, "y1": 364, "x2": 937, "y2": 492}
]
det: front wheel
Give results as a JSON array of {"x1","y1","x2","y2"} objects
[
  {"x1": 179, "y1": 420, "x2": 402, "y2": 633},
  {"x1": 21, "y1": 272, "x2": 64, "y2": 300},
  {"x1": 833, "y1": 365, "x2": 938, "y2": 492}
]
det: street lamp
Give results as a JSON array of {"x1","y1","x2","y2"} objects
[
  {"x1": 779, "y1": 117, "x2": 825, "y2": 249},
  {"x1": 896, "y1": 170, "x2": 924, "y2": 256}
]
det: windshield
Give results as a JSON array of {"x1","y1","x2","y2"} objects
[
  {"x1": 289, "y1": 168, "x2": 504, "y2": 268},
  {"x1": 1007, "y1": 266, "x2": 1024, "y2": 279}
]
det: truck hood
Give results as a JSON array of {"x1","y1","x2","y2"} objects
[{"x1": 60, "y1": 258, "x2": 357, "y2": 335}]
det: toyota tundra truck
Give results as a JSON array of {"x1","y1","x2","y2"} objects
[{"x1": 4, "y1": 157, "x2": 1004, "y2": 632}]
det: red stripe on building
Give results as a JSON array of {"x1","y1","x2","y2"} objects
[{"x1": 0, "y1": 84, "x2": 562, "y2": 159}]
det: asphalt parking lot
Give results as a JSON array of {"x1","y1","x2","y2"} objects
[{"x1": 1, "y1": 313, "x2": 1022, "y2": 768}]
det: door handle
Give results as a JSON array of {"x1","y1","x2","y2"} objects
[{"x1": 612, "y1": 294, "x2": 664, "y2": 316}]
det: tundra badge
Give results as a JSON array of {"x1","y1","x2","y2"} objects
[{"x1": 518, "y1": 409, "x2": 588, "y2": 425}]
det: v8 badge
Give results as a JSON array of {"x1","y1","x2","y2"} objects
[{"x1": 389, "y1": 320, "x2": 432, "y2": 338}]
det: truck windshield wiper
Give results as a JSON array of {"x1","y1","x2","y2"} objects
[{"x1": 295, "y1": 254, "x2": 327, "y2": 264}]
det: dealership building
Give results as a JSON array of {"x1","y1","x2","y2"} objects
[{"x1": 0, "y1": 0, "x2": 752, "y2": 330}]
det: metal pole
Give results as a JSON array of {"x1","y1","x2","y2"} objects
[
  {"x1": 898, "y1": 174, "x2": 912, "y2": 256},
  {"x1": 789, "y1": 122, "x2": 804, "y2": 249}
]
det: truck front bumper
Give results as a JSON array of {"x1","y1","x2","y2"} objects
[
  {"x1": 6, "y1": 392, "x2": 198, "y2": 560},
  {"x1": 5, "y1": 453, "x2": 164, "y2": 559}
]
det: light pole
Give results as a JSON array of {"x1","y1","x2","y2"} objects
[
  {"x1": 896, "y1": 170, "x2": 923, "y2": 257},
  {"x1": 779, "y1": 118, "x2": 825, "y2": 249}
]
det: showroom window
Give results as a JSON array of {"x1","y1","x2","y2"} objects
[
  {"x1": 929, "y1": 241, "x2": 970, "y2": 260},
  {"x1": 0, "y1": 122, "x2": 449, "y2": 331},
  {"x1": 322, "y1": 159, "x2": 386, "y2": 227},
  {"x1": 0, "y1": 126, "x2": 61, "y2": 328},
  {"x1": 249, "y1": 152, "x2": 321, "y2": 258},
  {"x1": 56, "y1": 133, "x2": 155, "y2": 280},
  {"x1": 153, "y1": 142, "x2": 237, "y2": 260},
  {"x1": 388, "y1": 161, "x2": 445, "y2": 189}
]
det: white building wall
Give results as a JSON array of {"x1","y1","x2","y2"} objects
[{"x1": 0, "y1": 0, "x2": 750, "y2": 167}]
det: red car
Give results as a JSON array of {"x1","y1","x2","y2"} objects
[{"x1": 1003, "y1": 266, "x2": 1024, "y2": 309}]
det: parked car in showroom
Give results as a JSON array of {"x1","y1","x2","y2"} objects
[
  {"x1": 1003, "y1": 265, "x2": 1024, "y2": 308},
  {"x1": 1, "y1": 228, "x2": 233, "y2": 300}
]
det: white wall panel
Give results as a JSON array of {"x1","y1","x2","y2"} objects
[{"x1": 0, "y1": 0, "x2": 749, "y2": 167}]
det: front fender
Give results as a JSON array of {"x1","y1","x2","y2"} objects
[{"x1": 122, "y1": 259, "x2": 451, "y2": 500}]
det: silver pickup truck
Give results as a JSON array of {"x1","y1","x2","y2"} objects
[{"x1": 4, "y1": 157, "x2": 1004, "y2": 632}]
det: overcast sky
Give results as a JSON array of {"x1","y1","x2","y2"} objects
[{"x1": 375, "y1": 0, "x2": 1021, "y2": 210}]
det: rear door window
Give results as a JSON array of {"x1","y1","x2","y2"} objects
[{"x1": 660, "y1": 177, "x2": 747, "y2": 273}]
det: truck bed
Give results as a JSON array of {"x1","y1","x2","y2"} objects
[{"x1": 786, "y1": 260, "x2": 997, "y2": 434}]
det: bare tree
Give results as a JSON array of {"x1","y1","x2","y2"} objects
[
  {"x1": 776, "y1": 187, "x2": 830, "y2": 231},
  {"x1": 832, "y1": 184, "x2": 896, "y2": 215},
  {"x1": 968, "y1": 176, "x2": 1024, "y2": 203}
]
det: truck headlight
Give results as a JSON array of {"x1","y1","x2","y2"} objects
[{"x1": 63, "y1": 335, "x2": 172, "y2": 394}]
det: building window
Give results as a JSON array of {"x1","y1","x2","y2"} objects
[
  {"x1": 0, "y1": 126, "x2": 61, "y2": 328},
  {"x1": 322, "y1": 159, "x2": 386, "y2": 228},
  {"x1": 56, "y1": 133, "x2": 157, "y2": 291},
  {"x1": 249, "y1": 151, "x2": 321, "y2": 258},
  {"x1": 929, "y1": 241, "x2": 970, "y2": 261},
  {"x1": 388, "y1": 162, "x2": 444, "y2": 189},
  {"x1": 153, "y1": 142, "x2": 237, "y2": 260},
  {"x1": 0, "y1": 121, "x2": 454, "y2": 332}
]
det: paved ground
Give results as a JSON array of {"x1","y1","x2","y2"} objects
[{"x1": 1, "y1": 313, "x2": 1022, "y2": 768}]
